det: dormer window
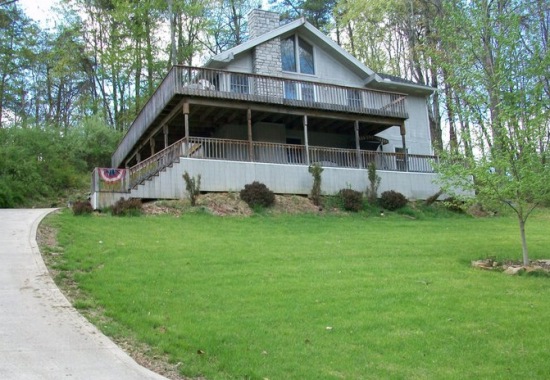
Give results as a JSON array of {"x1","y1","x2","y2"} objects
[{"x1": 281, "y1": 36, "x2": 315, "y2": 75}]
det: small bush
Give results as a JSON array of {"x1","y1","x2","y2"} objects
[
  {"x1": 308, "y1": 164, "x2": 323, "y2": 206},
  {"x1": 366, "y1": 162, "x2": 381, "y2": 205},
  {"x1": 240, "y1": 181, "x2": 275, "y2": 208},
  {"x1": 338, "y1": 188, "x2": 364, "y2": 212},
  {"x1": 72, "y1": 201, "x2": 93, "y2": 215},
  {"x1": 183, "y1": 171, "x2": 201, "y2": 206},
  {"x1": 380, "y1": 190, "x2": 408, "y2": 211},
  {"x1": 443, "y1": 197, "x2": 465, "y2": 213},
  {"x1": 111, "y1": 197, "x2": 143, "y2": 216}
]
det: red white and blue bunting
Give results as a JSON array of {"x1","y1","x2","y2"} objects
[{"x1": 99, "y1": 168, "x2": 125, "y2": 183}]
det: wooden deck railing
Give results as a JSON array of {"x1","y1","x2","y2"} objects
[
  {"x1": 184, "y1": 137, "x2": 437, "y2": 173},
  {"x1": 123, "y1": 137, "x2": 437, "y2": 190},
  {"x1": 174, "y1": 66, "x2": 408, "y2": 118}
]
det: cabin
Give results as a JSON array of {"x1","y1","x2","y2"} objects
[{"x1": 91, "y1": 9, "x2": 440, "y2": 209}]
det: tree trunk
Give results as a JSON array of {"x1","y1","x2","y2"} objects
[{"x1": 518, "y1": 216, "x2": 529, "y2": 266}]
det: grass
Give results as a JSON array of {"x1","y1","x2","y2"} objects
[{"x1": 45, "y1": 209, "x2": 550, "y2": 379}]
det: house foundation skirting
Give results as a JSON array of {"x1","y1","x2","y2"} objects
[{"x1": 129, "y1": 158, "x2": 443, "y2": 202}]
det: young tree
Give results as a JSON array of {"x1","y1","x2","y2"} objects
[{"x1": 436, "y1": 0, "x2": 550, "y2": 266}]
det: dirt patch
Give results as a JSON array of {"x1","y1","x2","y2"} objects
[
  {"x1": 472, "y1": 258, "x2": 550, "y2": 275},
  {"x1": 142, "y1": 193, "x2": 321, "y2": 217}
]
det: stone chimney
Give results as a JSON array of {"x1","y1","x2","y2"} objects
[{"x1": 248, "y1": 9, "x2": 280, "y2": 39}]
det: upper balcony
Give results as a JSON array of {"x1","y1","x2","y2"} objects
[{"x1": 113, "y1": 65, "x2": 409, "y2": 167}]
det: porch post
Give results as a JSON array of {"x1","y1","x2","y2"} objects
[
  {"x1": 247, "y1": 108, "x2": 254, "y2": 162},
  {"x1": 136, "y1": 151, "x2": 141, "y2": 163},
  {"x1": 163, "y1": 124, "x2": 169, "y2": 149},
  {"x1": 303, "y1": 115, "x2": 310, "y2": 166},
  {"x1": 354, "y1": 120, "x2": 362, "y2": 169},
  {"x1": 149, "y1": 137, "x2": 155, "y2": 156},
  {"x1": 400, "y1": 124, "x2": 409, "y2": 172},
  {"x1": 183, "y1": 101, "x2": 190, "y2": 157}
]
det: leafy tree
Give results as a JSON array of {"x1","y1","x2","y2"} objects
[
  {"x1": 204, "y1": 0, "x2": 255, "y2": 54},
  {"x1": 436, "y1": 0, "x2": 550, "y2": 266},
  {"x1": 268, "y1": 0, "x2": 337, "y2": 35},
  {"x1": 337, "y1": 0, "x2": 444, "y2": 149},
  {"x1": 0, "y1": 4, "x2": 39, "y2": 127}
]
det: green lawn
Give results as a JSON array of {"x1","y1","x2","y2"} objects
[{"x1": 46, "y1": 210, "x2": 550, "y2": 379}]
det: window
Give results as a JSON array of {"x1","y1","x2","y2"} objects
[
  {"x1": 281, "y1": 36, "x2": 315, "y2": 75},
  {"x1": 284, "y1": 81, "x2": 298, "y2": 99},
  {"x1": 281, "y1": 37, "x2": 296, "y2": 72},
  {"x1": 284, "y1": 81, "x2": 316, "y2": 102},
  {"x1": 298, "y1": 38, "x2": 314, "y2": 74},
  {"x1": 301, "y1": 83, "x2": 315, "y2": 102},
  {"x1": 230, "y1": 74, "x2": 249, "y2": 94},
  {"x1": 347, "y1": 89, "x2": 363, "y2": 108}
]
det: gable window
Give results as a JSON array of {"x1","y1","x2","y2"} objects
[
  {"x1": 281, "y1": 36, "x2": 315, "y2": 75},
  {"x1": 230, "y1": 73, "x2": 249, "y2": 94}
]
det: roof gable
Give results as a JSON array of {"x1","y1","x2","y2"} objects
[{"x1": 206, "y1": 17, "x2": 434, "y2": 96}]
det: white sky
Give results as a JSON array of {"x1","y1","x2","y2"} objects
[{"x1": 17, "y1": 0, "x2": 59, "y2": 26}]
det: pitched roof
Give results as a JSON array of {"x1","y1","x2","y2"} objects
[{"x1": 205, "y1": 18, "x2": 434, "y2": 96}]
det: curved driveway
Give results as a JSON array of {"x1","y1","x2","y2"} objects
[{"x1": 0, "y1": 209, "x2": 168, "y2": 380}]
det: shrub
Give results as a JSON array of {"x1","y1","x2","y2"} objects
[
  {"x1": 111, "y1": 198, "x2": 143, "y2": 216},
  {"x1": 443, "y1": 197, "x2": 465, "y2": 213},
  {"x1": 366, "y1": 162, "x2": 381, "y2": 205},
  {"x1": 338, "y1": 188, "x2": 364, "y2": 212},
  {"x1": 183, "y1": 171, "x2": 201, "y2": 206},
  {"x1": 380, "y1": 190, "x2": 408, "y2": 211},
  {"x1": 72, "y1": 201, "x2": 93, "y2": 215},
  {"x1": 240, "y1": 181, "x2": 275, "y2": 208},
  {"x1": 308, "y1": 164, "x2": 323, "y2": 206}
]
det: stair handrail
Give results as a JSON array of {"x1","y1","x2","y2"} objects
[{"x1": 128, "y1": 138, "x2": 186, "y2": 189}]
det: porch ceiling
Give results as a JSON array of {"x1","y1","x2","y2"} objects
[{"x1": 169, "y1": 98, "x2": 400, "y2": 136}]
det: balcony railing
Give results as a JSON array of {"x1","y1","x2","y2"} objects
[{"x1": 174, "y1": 66, "x2": 408, "y2": 118}]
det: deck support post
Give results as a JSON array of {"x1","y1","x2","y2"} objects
[
  {"x1": 163, "y1": 125, "x2": 169, "y2": 149},
  {"x1": 354, "y1": 120, "x2": 362, "y2": 169},
  {"x1": 303, "y1": 115, "x2": 310, "y2": 166},
  {"x1": 247, "y1": 108, "x2": 254, "y2": 162},
  {"x1": 400, "y1": 124, "x2": 409, "y2": 172},
  {"x1": 184, "y1": 101, "x2": 190, "y2": 157},
  {"x1": 149, "y1": 138, "x2": 155, "y2": 156}
]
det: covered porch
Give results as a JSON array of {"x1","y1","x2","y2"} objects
[
  {"x1": 112, "y1": 65, "x2": 416, "y2": 169},
  {"x1": 128, "y1": 136, "x2": 437, "y2": 191}
]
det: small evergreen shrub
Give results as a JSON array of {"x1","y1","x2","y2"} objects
[
  {"x1": 240, "y1": 181, "x2": 275, "y2": 208},
  {"x1": 366, "y1": 162, "x2": 381, "y2": 205},
  {"x1": 72, "y1": 201, "x2": 93, "y2": 215},
  {"x1": 338, "y1": 188, "x2": 364, "y2": 212},
  {"x1": 308, "y1": 164, "x2": 323, "y2": 206},
  {"x1": 183, "y1": 171, "x2": 201, "y2": 206},
  {"x1": 111, "y1": 198, "x2": 143, "y2": 216},
  {"x1": 380, "y1": 190, "x2": 408, "y2": 211}
]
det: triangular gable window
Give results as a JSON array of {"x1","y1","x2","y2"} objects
[{"x1": 281, "y1": 36, "x2": 315, "y2": 75}]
